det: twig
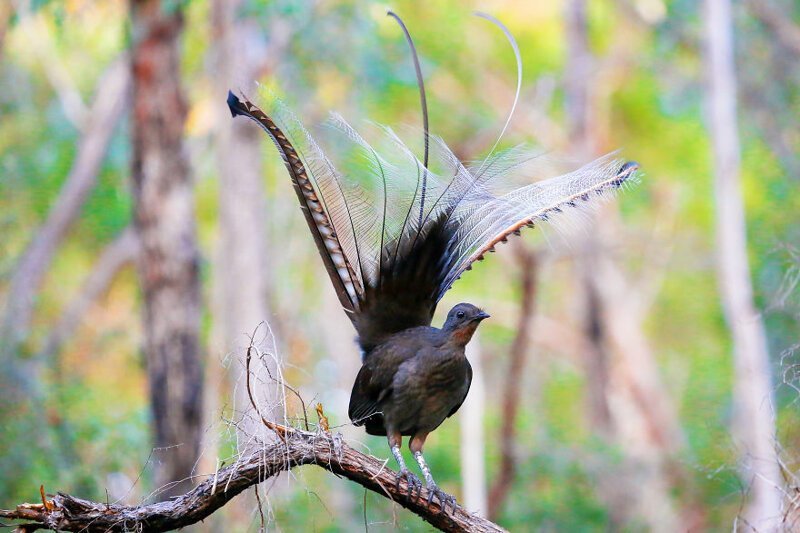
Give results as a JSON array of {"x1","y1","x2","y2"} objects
[
  {"x1": 316, "y1": 403, "x2": 330, "y2": 432},
  {"x1": 245, "y1": 343, "x2": 291, "y2": 440},
  {"x1": 0, "y1": 429, "x2": 506, "y2": 532},
  {"x1": 258, "y1": 349, "x2": 310, "y2": 431},
  {"x1": 253, "y1": 484, "x2": 266, "y2": 532}
]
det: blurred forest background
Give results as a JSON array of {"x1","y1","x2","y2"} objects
[{"x1": 1, "y1": 0, "x2": 799, "y2": 530}]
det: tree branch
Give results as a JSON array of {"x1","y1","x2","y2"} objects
[
  {"x1": 38, "y1": 226, "x2": 139, "y2": 360},
  {"x1": 746, "y1": 0, "x2": 800, "y2": 57},
  {"x1": 0, "y1": 427, "x2": 505, "y2": 533},
  {"x1": 0, "y1": 57, "x2": 130, "y2": 359}
]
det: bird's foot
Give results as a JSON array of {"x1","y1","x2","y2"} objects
[
  {"x1": 425, "y1": 482, "x2": 457, "y2": 514},
  {"x1": 396, "y1": 468, "x2": 422, "y2": 500}
]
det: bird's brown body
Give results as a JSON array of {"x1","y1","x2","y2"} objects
[
  {"x1": 347, "y1": 303, "x2": 487, "y2": 509},
  {"x1": 349, "y1": 306, "x2": 485, "y2": 438}
]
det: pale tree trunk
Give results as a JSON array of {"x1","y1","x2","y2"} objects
[
  {"x1": 564, "y1": 0, "x2": 593, "y2": 158},
  {"x1": 460, "y1": 334, "x2": 488, "y2": 516},
  {"x1": 565, "y1": 1, "x2": 687, "y2": 529},
  {"x1": 565, "y1": 0, "x2": 612, "y2": 440},
  {"x1": 204, "y1": 5, "x2": 282, "y2": 527},
  {"x1": 130, "y1": 0, "x2": 203, "y2": 498},
  {"x1": 704, "y1": 0, "x2": 784, "y2": 527},
  {"x1": 487, "y1": 246, "x2": 537, "y2": 520},
  {"x1": 208, "y1": 0, "x2": 276, "y2": 449}
]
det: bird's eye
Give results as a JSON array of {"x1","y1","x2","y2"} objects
[{"x1": 456, "y1": 311, "x2": 465, "y2": 319}]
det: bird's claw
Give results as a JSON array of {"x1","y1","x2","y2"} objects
[
  {"x1": 426, "y1": 483, "x2": 457, "y2": 514},
  {"x1": 396, "y1": 468, "x2": 422, "y2": 500}
]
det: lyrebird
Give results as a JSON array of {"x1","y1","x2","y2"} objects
[{"x1": 227, "y1": 11, "x2": 637, "y2": 512}]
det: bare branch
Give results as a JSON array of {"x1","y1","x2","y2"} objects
[
  {"x1": 0, "y1": 429, "x2": 506, "y2": 532},
  {"x1": 0, "y1": 57, "x2": 130, "y2": 359},
  {"x1": 38, "y1": 226, "x2": 138, "y2": 359},
  {"x1": 746, "y1": 0, "x2": 800, "y2": 57}
]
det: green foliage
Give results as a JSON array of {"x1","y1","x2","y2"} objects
[{"x1": 1, "y1": 0, "x2": 798, "y2": 530}]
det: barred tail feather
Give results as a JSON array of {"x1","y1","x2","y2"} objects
[{"x1": 227, "y1": 91, "x2": 361, "y2": 314}]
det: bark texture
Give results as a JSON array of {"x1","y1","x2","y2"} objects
[
  {"x1": 704, "y1": 0, "x2": 784, "y2": 527},
  {"x1": 130, "y1": 0, "x2": 202, "y2": 498}
]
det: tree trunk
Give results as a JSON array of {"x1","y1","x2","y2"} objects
[
  {"x1": 461, "y1": 333, "x2": 488, "y2": 516},
  {"x1": 487, "y1": 247, "x2": 537, "y2": 519},
  {"x1": 564, "y1": 0, "x2": 613, "y2": 439},
  {"x1": 209, "y1": 0, "x2": 277, "y2": 435},
  {"x1": 704, "y1": 0, "x2": 784, "y2": 527},
  {"x1": 130, "y1": 0, "x2": 203, "y2": 498},
  {"x1": 565, "y1": 1, "x2": 686, "y2": 529}
]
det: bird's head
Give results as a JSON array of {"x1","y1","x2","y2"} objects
[{"x1": 442, "y1": 303, "x2": 490, "y2": 346}]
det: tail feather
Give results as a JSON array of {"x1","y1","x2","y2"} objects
[
  {"x1": 227, "y1": 91, "x2": 361, "y2": 314},
  {"x1": 227, "y1": 14, "x2": 640, "y2": 356},
  {"x1": 230, "y1": 91, "x2": 639, "y2": 354},
  {"x1": 439, "y1": 157, "x2": 639, "y2": 296}
]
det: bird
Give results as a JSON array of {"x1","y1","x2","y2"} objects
[
  {"x1": 227, "y1": 11, "x2": 638, "y2": 512},
  {"x1": 349, "y1": 302, "x2": 488, "y2": 510}
]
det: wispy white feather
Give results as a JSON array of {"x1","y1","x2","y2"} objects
[{"x1": 257, "y1": 86, "x2": 636, "y2": 302}]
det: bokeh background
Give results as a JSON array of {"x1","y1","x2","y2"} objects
[{"x1": 1, "y1": 0, "x2": 798, "y2": 530}]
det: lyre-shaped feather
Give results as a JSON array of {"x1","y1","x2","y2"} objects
[
  {"x1": 227, "y1": 12, "x2": 638, "y2": 355},
  {"x1": 228, "y1": 90, "x2": 638, "y2": 353},
  {"x1": 226, "y1": 93, "x2": 362, "y2": 315}
]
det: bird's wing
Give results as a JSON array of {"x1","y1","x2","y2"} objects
[
  {"x1": 348, "y1": 364, "x2": 383, "y2": 426},
  {"x1": 348, "y1": 333, "x2": 423, "y2": 425},
  {"x1": 447, "y1": 359, "x2": 473, "y2": 419}
]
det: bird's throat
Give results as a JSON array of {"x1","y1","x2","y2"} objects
[{"x1": 450, "y1": 322, "x2": 479, "y2": 346}]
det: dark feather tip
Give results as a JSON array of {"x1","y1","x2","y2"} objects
[
  {"x1": 612, "y1": 161, "x2": 639, "y2": 186},
  {"x1": 227, "y1": 90, "x2": 245, "y2": 118}
]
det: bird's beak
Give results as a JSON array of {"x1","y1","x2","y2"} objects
[{"x1": 474, "y1": 311, "x2": 490, "y2": 322}]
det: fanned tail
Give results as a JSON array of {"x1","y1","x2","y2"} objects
[{"x1": 227, "y1": 13, "x2": 641, "y2": 358}]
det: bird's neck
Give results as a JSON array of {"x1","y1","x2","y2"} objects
[{"x1": 446, "y1": 322, "x2": 479, "y2": 348}]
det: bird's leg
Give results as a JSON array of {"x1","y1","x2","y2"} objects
[
  {"x1": 410, "y1": 434, "x2": 457, "y2": 513},
  {"x1": 388, "y1": 432, "x2": 421, "y2": 499}
]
